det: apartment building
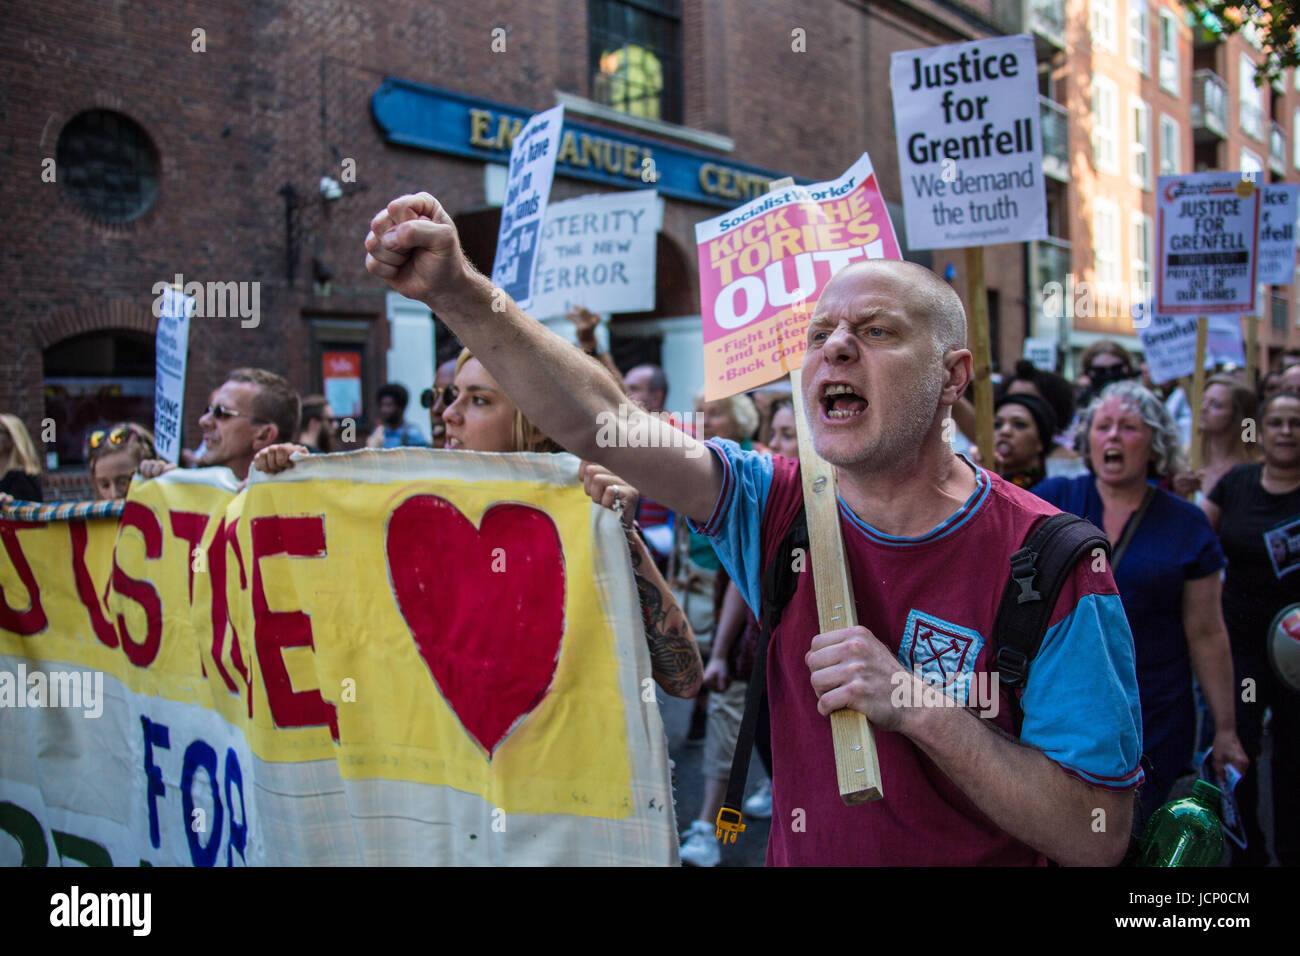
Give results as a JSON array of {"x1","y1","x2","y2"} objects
[{"x1": 1019, "y1": 0, "x2": 1300, "y2": 374}]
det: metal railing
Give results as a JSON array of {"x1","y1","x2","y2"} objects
[
  {"x1": 1041, "y1": 96, "x2": 1069, "y2": 181},
  {"x1": 1030, "y1": 0, "x2": 1066, "y2": 45},
  {"x1": 1191, "y1": 71, "x2": 1228, "y2": 138}
]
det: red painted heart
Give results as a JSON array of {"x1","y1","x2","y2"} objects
[{"x1": 386, "y1": 495, "x2": 566, "y2": 757}]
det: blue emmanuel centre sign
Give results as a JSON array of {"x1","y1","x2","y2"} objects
[{"x1": 370, "y1": 78, "x2": 800, "y2": 208}]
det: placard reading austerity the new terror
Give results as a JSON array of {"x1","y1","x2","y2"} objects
[
  {"x1": 152, "y1": 285, "x2": 194, "y2": 463},
  {"x1": 529, "y1": 189, "x2": 661, "y2": 319},
  {"x1": 694, "y1": 153, "x2": 901, "y2": 400},
  {"x1": 1156, "y1": 173, "x2": 1261, "y2": 315},
  {"x1": 890, "y1": 34, "x2": 1046, "y2": 250},
  {"x1": 490, "y1": 104, "x2": 564, "y2": 311},
  {"x1": 1257, "y1": 182, "x2": 1299, "y2": 286}
]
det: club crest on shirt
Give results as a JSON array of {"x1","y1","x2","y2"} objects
[{"x1": 898, "y1": 610, "x2": 984, "y2": 702}]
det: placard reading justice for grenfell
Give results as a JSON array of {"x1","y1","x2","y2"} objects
[
  {"x1": 890, "y1": 34, "x2": 1046, "y2": 250},
  {"x1": 1156, "y1": 172, "x2": 1261, "y2": 315}
]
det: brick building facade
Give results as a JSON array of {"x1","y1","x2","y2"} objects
[{"x1": 5, "y1": 0, "x2": 1052, "y2": 495}]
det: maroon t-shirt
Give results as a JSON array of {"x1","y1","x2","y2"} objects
[{"x1": 694, "y1": 444, "x2": 1143, "y2": 866}]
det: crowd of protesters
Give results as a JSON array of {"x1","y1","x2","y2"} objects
[{"x1": 4, "y1": 240, "x2": 1298, "y2": 867}]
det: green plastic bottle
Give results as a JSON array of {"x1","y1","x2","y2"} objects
[{"x1": 1138, "y1": 780, "x2": 1225, "y2": 867}]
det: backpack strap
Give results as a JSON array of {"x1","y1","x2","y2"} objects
[
  {"x1": 992, "y1": 513, "x2": 1111, "y2": 733},
  {"x1": 716, "y1": 508, "x2": 808, "y2": 842}
]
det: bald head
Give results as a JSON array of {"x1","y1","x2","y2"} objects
[{"x1": 819, "y1": 259, "x2": 967, "y2": 357}]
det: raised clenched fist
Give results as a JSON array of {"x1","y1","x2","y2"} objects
[{"x1": 364, "y1": 193, "x2": 479, "y2": 310}]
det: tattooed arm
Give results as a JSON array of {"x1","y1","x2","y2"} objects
[
  {"x1": 580, "y1": 461, "x2": 703, "y2": 698},
  {"x1": 624, "y1": 524, "x2": 703, "y2": 698}
]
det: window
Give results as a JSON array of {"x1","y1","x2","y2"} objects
[
  {"x1": 1241, "y1": 147, "x2": 1263, "y2": 178},
  {"x1": 1129, "y1": 0, "x2": 1150, "y2": 74},
  {"x1": 1131, "y1": 97, "x2": 1151, "y2": 188},
  {"x1": 43, "y1": 332, "x2": 156, "y2": 468},
  {"x1": 1092, "y1": 0, "x2": 1117, "y2": 53},
  {"x1": 1294, "y1": 107, "x2": 1300, "y2": 168},
  {"x1": 55, "y1": 110, "x2": 159, "y2": 223},
  {"x1": 1131, "y1": 213, "x2": 1152, "y2": 303},
  {"x1": 1094, "y1": 198, "x2": 1121, "y2": 291},
  {"x1": 1242, "y1": 19, "x2": 1263, "y2": 50},
  {"x1": 1158, "y1": 9, "x2": 1179, "y2": 95},
  {"x1": 588, "y1": 0, "x2": 683, "y2": 124},
  {"x1": 1159, "y1": 113, "x2": 1181, "y2": 175},
  {"x1": 1240, "y1": 54, "x2": 1263, "y2": 139},
  {"x1": 1092, "y1": 75, "x2": 1119, "y2": 175}
]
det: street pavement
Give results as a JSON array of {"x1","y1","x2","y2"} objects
[{"x1": 659, "y1": 688, "x2": 770, "y2": 867}]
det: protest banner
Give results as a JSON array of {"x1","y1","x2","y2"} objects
[
  {"x1": 0, "y1": 452, "x2": 677, "y2": 866},
  {"x1": 529, "y1": 189, "x2": 660, "y2": 319},
  {"x1": 490, "y1": 104, "x2": 564, "y2": 311},
  {"x1": 1138, "y1": 313, "x2": 1246, "y2": 385},
  {"x1": 1156, "y1": 173, "x2": 1261, "y2": 315},
  {"x1": 1022, "y1": 337, "x2": 1057, "y2": 371},
  {"x1": 1257, "y1": 182, "x2": 1299, "y2": 286},
  {"x1": 693, "y1": 153, "x2": 900, "y2": 401},
  {"x1": 890, "y1": 35, "x2": 1046, "y2": 251},
  {"x1": 152, "y1": 285, "x2": 194, "y2": 463}
]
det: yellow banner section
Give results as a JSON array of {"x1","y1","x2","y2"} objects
[{"x1": 1, "y1": 460, "x2": 633, "y2": 818}]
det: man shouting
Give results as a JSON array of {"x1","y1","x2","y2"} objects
[{"x1": 363, "y1": 193, "x2": 1143, "y2": 866}]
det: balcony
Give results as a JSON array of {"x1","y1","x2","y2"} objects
[
  {"x1": 1030, "y1": 0, "x2": 1066, "y2": 54},
  {"x1": 1271, "y1": 121, "x2": 1287, "y2": 174},
  {"x1": 989, "y1": 0, "x2": 1065, "y2": 56},
  {"x1": 1040, "y1": 96, "x2": 1069, "y2": 182},
  {"x1": 1240, "y1": 97, "x2": 1265, "y2": 141},
  {"x1": 1191, "y1": 71, "x2": 1228, "y2": 142}
]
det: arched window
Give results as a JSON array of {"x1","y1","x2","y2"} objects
[
  {"x1": 44, "y1": 332, "x2": 155, "y2": 468},
  {"x1": 589, "y1": 1, "x2": 682, "y2": 123}
]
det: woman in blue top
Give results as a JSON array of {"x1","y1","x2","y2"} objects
[{"x1": 1033, "y1": 380, "x2": 1248, "y2": 827}]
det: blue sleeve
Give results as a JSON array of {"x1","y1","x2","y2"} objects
[
  {"x1": 403, "y1": 424, "x2": 430, "y2": 447},
  {"x1": 1029, "y1": 476, "x2": 1068, "y2": 507},
  {"x1": 685, "y1": 438, "x2": 774, "y2": 615},
  {"x1": 1018, "y1": 591, "x2": 1145, "y2": 791}
]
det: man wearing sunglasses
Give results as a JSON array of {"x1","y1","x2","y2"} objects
[{"x1": 140, "y1": 367, "x2": 300, "y2": 482}]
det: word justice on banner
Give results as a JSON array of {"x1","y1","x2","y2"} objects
[{"x1": 0, "y1": 453, "x2": 677, "y2": 866}]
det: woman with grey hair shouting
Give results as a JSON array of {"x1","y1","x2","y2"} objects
[{"x1": 1031, "y1": 379, "x2": 1247, "y2": 830}]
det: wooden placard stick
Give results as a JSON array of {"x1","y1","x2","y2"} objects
[
  {"x1": 769, "y1": 176, "x2": 882, "y2": 804},
  {"x1": 1189, "y1": 316, "x2": 1209, "y2": 471},
  {"x1": 1246, "y1": 314, "x2": 1258, "y2": 389},
  {"x1": 965, "y1": 247, "x2": 995, "y2": 468}
]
